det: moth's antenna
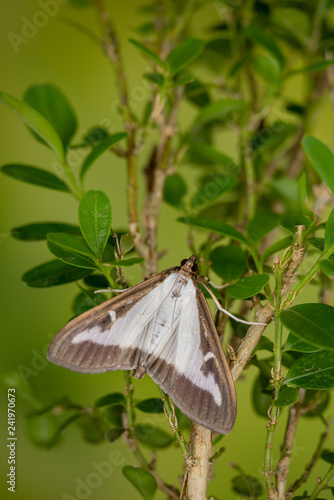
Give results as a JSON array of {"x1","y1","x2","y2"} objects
[{"x1": 198, "y1": 277, "x2": 267, "y2": 326}]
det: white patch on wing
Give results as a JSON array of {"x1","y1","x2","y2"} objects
[
  {"x1": 109, "y1": 310, "x2": 116, "y2": 323},
  {"x1": 204, "y1": 352, "x2": 214, "y2": 361}
]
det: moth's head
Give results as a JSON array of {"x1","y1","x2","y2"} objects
[{"x1": 180, "y1": 255, "x2": 198, "y2": 274}]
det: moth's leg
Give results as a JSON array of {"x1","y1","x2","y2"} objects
[
  {"x1": 198, "y1": 277, "x2": 267, "y2": 326},
  {"x1": 94, "y1": 288, "x2": 130, "y2": 294}
]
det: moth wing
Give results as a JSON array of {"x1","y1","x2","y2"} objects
[
  {"x1": 47, "y1": 268, "x2": 178, "y2": 374},
  {"x1": 146, "y1": 277, "x2": 237, "y2": 434}
]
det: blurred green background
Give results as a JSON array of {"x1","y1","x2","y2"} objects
[{"x1": 0, "y1": 1, "x2": 333, "y2": 499}]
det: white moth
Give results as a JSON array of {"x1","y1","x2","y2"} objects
[{"x1": 47, "y1": 255, "x2": 265, "y2": 434}]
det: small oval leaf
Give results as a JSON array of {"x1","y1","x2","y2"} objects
[
  {"x1": 122, "y1": 466, "x2": 157, "y2": 500},
  {"x1": 284, "y1": 351, "x2": 334, "y2": 389},
  {"x1": 22, "y1": 260, "x2": 91, "y2": 287},
  {"x1": 95, "y1": 393, "x2": 125, "y2": 408},
  {"x1": 227, "y1": 275, "x2": 270, "y2": 299},
  {"x1": 79, "y1": 190, "x2": 112, "y2": 260},
  {"x1": 134, "y1": 424, "x2": 173, "y2": 448},
  {"x1": 274, "y1": 387, "x2": 300, "y2": 407},
  {"x1": 47, "y1": 233, "x2": 98, "y2": 269},
  {"x1": 135, "y1": 399, "x2": 164, "y2": 414},
  {"x1": 280, "y1": 304, "x2": 334, "y2": 352},
  {"x1": 0, "y1": 91, "x2": 64, "y2": 159},
  {"x1": 2, "y1": 164, "x2": 70, "y2": 192},
  {"x1": 120, "y1": 234, "x2": 135, "y2": 255}
]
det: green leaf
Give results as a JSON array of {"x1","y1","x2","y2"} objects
[
  {"x1": 210, "y1": 245, "x2": 247, "y2": 282},
  {"x1": 27, "y1": 413, "x2": 59, "y2": 448},
  {"x1": 22, "y1": 260, "x2": 91, "y2": 287},
  {"x1": 280, "y1": 304, "x2": 334, "y2": 351},
  {"x1": 0, "y1": 91, "x2": 64, "y2": 159},
  {"x1": 163, "y1": 173, "x2": 187, "y2": 209},
  {"x1": 254, "y1": 54, "x2": 282, "y2": 84},
  {"x1": 325, "y1": 209, "x2": 334, "y2": 252},
  {"x1": 120, "y1": 234, "x2": 135, "y2": 255},
  {"x1": 187, "y1": 143, "x2": 239, "y2": 174},
  {"x1": 122, "y1": 466, "x2": 157, "y2": 500},
  {"x1": 80, "y1": 132, "x2": 127, "y2": 181},
  {"x1": 1, "y1": 164, "x2": 70, "y2": 192},
  {"x1": 84, "y1": 274, "x2": 109, "y2": 289},
  {"x1": 321, "y1": 449, "x2": 334, "y2": 465},
  {"x1": 247, "y1": 212, "x2": 280, "y2": 243},
  {"x1": 243, "y1": 22, "x2": 285, "y2": 67},
  {"x1": 231, "y1": 474, "x2": 263, "y2": 497},
  {"x1": 260, "y1": 236, "x2": 293, "y2": 265},
  {"x1": 178, "y1": 216, "x2": 248, "y2": 245},
  {"x1": 195, "y1": 99, "x2": 246, "y2": 125},
  {"x1": 78, "y1": 190, "x2": 112, "y2": 260},
  {"x1": 227, "y1": 275, "x2": 270, "y2": 299},
  {"x1": 95, "y1": 393, "x2": 125, "y2": 408},
  {"x1": 284, "y1": 333, "x2": 321, "y2": 353},
  {"x1": 167, "y1": 38, "x2": 205, "y2": 75},
  {"x1": 129, "y1": 38, "x2": 166, "y2": 70},
  {"x1": 191, "y1": 174, "x2": 238, "y2": 208},
  {"x1": 302, "y1": 135, "x2": 334, "y2": 197},
  {"x1": 284, "y1": 351, "x2": 334, "y2": 389},
  {"x1": 23, "y1": 84, "x2": 77, "y2": 149},
  {"x1": 105, "y1": 427, "x2": 124, "y2": 443},
  {"x1": 135, "y1": 398, "x2": 164, "y2": 414},
  {"x1": 134, "y1": 425, "x2": 173, "y2": 448},
  {"x1": 274, "y1": 387, "x2": 300, "y2": 407},
  {"x1": 47, "y1": 233, "x2": 98, "y2": 269},
  {"x1": 12, "y1": 222, "x2": 81, "y2": 241}
]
